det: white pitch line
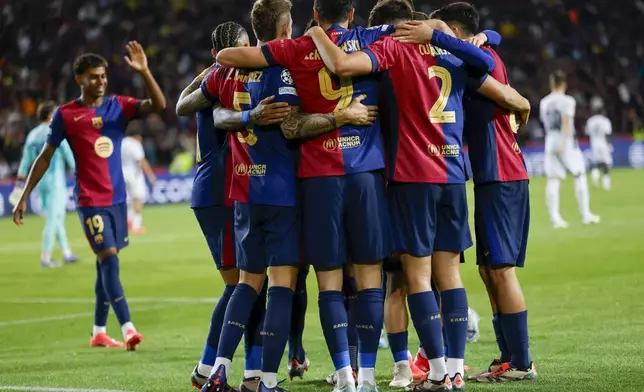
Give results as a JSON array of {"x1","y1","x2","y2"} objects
[
  {"x1": 0, "y1": 301, "x2": 216, "y2": 328},
  {"x1": 0, "y1": 297, "x2": 218, "y2": 304},
  {"x1": 0, "y1": 387, "x2": 133, "y2": 392}
]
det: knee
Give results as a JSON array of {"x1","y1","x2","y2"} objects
[
  {"x1": 353, "y1": 262, "x2": 382, "y2": 290},
  {"x1": 268, "y1": 266, "x2": 298, "y2": 290},
  {"x1": 220, "y1": 268, "x2": 240, "y2": 286},
  {"x1": 239, "y1": 271, "x2": 265, "y2": 293},
  {"x1": 97, "y1": 248, "x2": 118, "y2": 262},
  {"x1": 488, "y1": 266, "x2": 515, "y2": 285},
  {"x1": 315, "y1": 267, "x2": 343, "y2": 292}
]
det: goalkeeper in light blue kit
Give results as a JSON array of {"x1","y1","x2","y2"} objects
[{"x1": 11, "y1": 101, "x2": 80, "y2": 268}]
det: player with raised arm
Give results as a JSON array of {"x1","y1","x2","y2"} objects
[
  {"x1": 216, "y1": 2, "x2": 402, "y2": 391},
  {"x1": 307, "y1": 2, "x2": 531, "y2": 390},
  {"x1": 180, "y1": 22, "x2": 290, "y2": 392},
  {"x1": 122, "y1": 130, "x2": 156, "y2": 234},
  {"x1": 199, "y1": 2, "x2": 378, "y2": 392},
  {"x1": 586, "y1": 97, "x2": 613, "y2": 190},
  {"x1": 10, "y1": 101, "x2": 79, "y2": 268},
  {"x1": 12, "y1": 42, "x2": 166, "y2": 350},
  {"x1": 540, "y1": 71, "x2": 600, "y2": 228},
  {"x1": 428, "y1": 2, "x2": 537, "y2": 383}
]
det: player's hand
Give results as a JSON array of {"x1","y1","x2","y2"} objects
[
  {"x1": 305, "y1": 26, "x2": 324, "y2": 37},
  {"x1": 250, "y1": 96, "x2": 292, "y2": 126},
  {"x1": 148, "y1": 174, "x2": 157, "y2": 186},
  {"x1": 393, "y1": 21, "x2": 435, "y2": 44},
  {"x1": 8, "y1": 181, "x2": 25, "y2": 207},
  {"x1": 465, "y1": 33, "x2": 488, "y2": 47},
  {"x1": 124, "y1": 41, "x2": 149, "y2": 73},
  {"x1": 195, "y1": 64, "x2": 216, "y2": 83},
  {"x1": 343, "y1": 95, "x2": 378, "y2": 126},
  {"x1": 12, "y1": 200, "x2": 27, "y2": 226}
]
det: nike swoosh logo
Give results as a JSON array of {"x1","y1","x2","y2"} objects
[{"x1": 74, "y1": 115, "x2": 85, "y2": 121}]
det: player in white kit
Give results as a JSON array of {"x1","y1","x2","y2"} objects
[
  {"x1": 585, "y1": 97, "x2": 613, "y2": 191},
  {"x1": 121, "y1": 132, "x2": 156, "y2": 234},
  {"x1": 539, "y1": 71, "x2": 600, "y2": 228}
]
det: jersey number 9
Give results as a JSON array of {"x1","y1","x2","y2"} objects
[{"x1": 319, "y1": 68, "x2": 354, "y2": 112}]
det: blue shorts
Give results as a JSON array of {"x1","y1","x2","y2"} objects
[
  {"x1": 78, "y1": 203, "x2": 129, "y2": 253},
  {"x1": 388, "y1": 183, "x2": 472, "y2": 257},
  {"x1": 474, "y1": 180, "x2": 530, "y2": 268},
  {"x1": 302, "y1": 171, "x2": 391, "y2": 270},
  {"x1": 234, "y1": 202, "x2": 300, "y2": 274},
  {"x1": 193, "y1": 205, "x2": 235, "y2": 270}
]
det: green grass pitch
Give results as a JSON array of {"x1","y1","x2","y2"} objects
[{"x1": 1, "y1": 170, "x2": 643, "y2": 392}]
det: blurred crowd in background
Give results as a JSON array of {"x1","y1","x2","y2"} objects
[{"x1": 1, "y1": 0, "x2": 643, "y2": 178}]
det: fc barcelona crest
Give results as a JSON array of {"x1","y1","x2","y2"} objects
[{"x1": 92, "y1": 116, "x2": 104, "y2": 129}]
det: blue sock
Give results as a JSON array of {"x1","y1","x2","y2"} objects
[
  {"x1": 344, "y1": 277, "x2": 359, "y2": 370},
  {"x1": 388, "y1": 331, "x2": 409, "y2": 363},
  {"x1": 408, "y1": 291, "x2": 444, "y2": 360},
  {"x1": 431, "y1": 281, "x2": 448, "y2": 356},
  {"x1": 244, "y1": 282, "x2": 266, "y2": 373},
  {"x1": 499, "y1": 311, "x2": 531, "y2": 369},
  {"x1": 201, "y1": 285, "x2": 235, "y2": 366},
  {"x1": 93, "y1": 260, "x2": 109, "y2": 329},
  {"x1": 493, "y1": 314, "x2": 511, "y2": 363},
  {"x1": 262, "y1": 286, "x2": 294, "y2": 373},
  {"x1": 217, "y1": 283, "x2": 258, "y2": 361},
  {"x1": 99, "y1": 254, "x2": 130, "y2": 325},
  {"x1": 289, "y1": 266, "x2": 309, "y2": 362},
  {"x1": 356, "y1": 288, "x2": 384, "y2": 369},
  {"x1": 319, "y1": 290, "x2": 351, "y2": 371},
  {"x1": 442, "y1": 288, "x2": 468, "y2": 361}
]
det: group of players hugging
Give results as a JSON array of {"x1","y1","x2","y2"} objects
[{"x1": 12, "y1": 1, "x2": 538, "y2": 391}]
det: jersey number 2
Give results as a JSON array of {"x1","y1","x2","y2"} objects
[
  {"x1": 428, "y1": 66, "x2": 456, "y2": 124},
  {"x1": 233, "y1": 92, "x2": 257, "y2": 146}
]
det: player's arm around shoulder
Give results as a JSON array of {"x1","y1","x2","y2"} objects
[
  {"x1": 122, "y1": 41, "x2": 166, "y2": 114},
  {"x1": 280, "y1": 95, "x2": 378, "y2": 140},
  {"x1": 216, "y1": 47, "x2": 270, "y2": 69},
  {"x1": 212, "y1": 98, "x2": 291, "y2": 130},
  {"x1": 176, "y1": 64, "x2": 217, "y2": 116},
  {"x1": 307, "y1": 26, "x2": 373, "y2": 78},
  {"x1": 476, "y1": 77, "x2": 531, "y2": 127}
]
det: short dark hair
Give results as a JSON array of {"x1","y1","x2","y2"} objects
[
  {"x1": 413, "y1": 11, "x2": 430, "y2": 20},
  {"x1": 314, "y1": 0, "x2": 353, "y2": 24},
  {"x1": 430, "y1": 2, "x2": 479, "y2": 36},
  {"x1": 551, "y1": 70, "x2": 567, "y2": 86},
  {"x1": 73, "y1": 53, "x2": 108, "y2": 75},
  {"x1": 212, "y1": 22, "x2": 247, "y2": 52},
  {"x1": 251, "y1": 0, "x2": 293, "y2": 42},
  {"x1": 36, "y1": 101, "x2": 57, "y2": 122},
  {"x1": 368, "y1": 0, "x2": 413, "y2": 27}
]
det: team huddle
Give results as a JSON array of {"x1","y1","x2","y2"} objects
[{"x1": 11, "y1": 0, "x2": 613, "y2": 391}]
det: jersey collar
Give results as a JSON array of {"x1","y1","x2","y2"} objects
[{"x1": 327, "y1": 24, "x2": 348, "y2": 33}]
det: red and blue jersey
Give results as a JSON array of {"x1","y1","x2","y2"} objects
[
  {"x1": 202, "y1": 65, "x2": 300, "y2": 206},
  {"x1": 464, "y1": 47, "x2": 529, "y2": 184},
  {"x1": 362, "y1": 31, "x2": 493, "y2": 184},
  {"x1": 191, "y1": 67, "x2": 233, "y2": 208},
  {"x1": 261, "y1": 24, "x2": 394, "y2": 178},
  {"x1": 46, "y1": 96, "x2": 140, "y2": 207}
]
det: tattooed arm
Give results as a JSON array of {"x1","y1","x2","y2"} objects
[
  {"x1": 280, "y1": 95, "x2": 378, "y2": 140},
  {"x1": 212, "y1": 96, "x2": 291, "y2": 130},
  {"x1": 176, "y1": 65, "x2": 216, "y2": 116}
]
